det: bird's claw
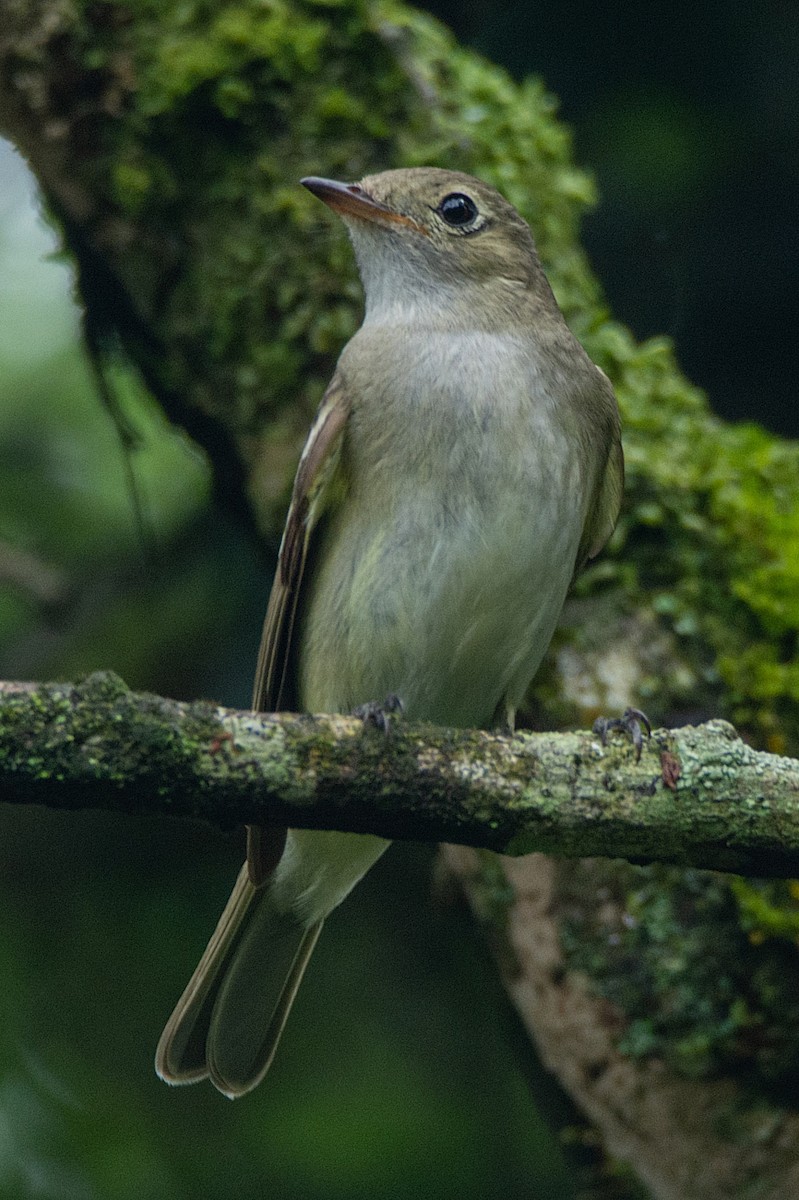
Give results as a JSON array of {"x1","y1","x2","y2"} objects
[
  {"x1": 354, "y1": 693, "x2": 404, "y2": 735},
  {"x1": 593, "y1": 706, "x2": 652, "y2": 761}
]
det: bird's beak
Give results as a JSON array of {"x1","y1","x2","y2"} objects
[{"x1": 301, "y1": 177, "x2": 427, "y2": 234}]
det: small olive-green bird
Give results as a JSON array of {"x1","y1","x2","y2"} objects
[{"x1": 156, "y1": 167, "x2": 623, "y2": 1097}]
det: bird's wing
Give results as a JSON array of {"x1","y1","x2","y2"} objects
[
  {"x1": 577, "y1": 370, "x2": 624, "y2": 568},
  {"x1": 582, "y1": 433, "x2": 624, "y2": 562},
  {"x1": 247, "y1": 373, "x2": 350, "y2": 883}
]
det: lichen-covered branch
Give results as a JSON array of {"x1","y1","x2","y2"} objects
[{"x1": 2, "y1": 672, "x2": 798, "y2": 877}]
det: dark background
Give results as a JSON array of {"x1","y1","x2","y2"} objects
[
  {"x1": 0, "y1": 3, "x2": 797, "y2": 1197},
  {"x1": 425, "y1": 0, "x2": 799, "y2": 436}
]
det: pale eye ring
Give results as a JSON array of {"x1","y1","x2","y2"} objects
[{"x1": 437, "y1": 192, "x2": 479, "y2": 227}]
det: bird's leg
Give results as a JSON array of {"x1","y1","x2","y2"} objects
[
  {"x1": 491, "y1": 699, "x2": 517, "y2": 737},
  {"x1": 592, "y1": 706, "x2": 652, "y2": 762},
  {"x1": 354, "y1": 693, "x2": 405, "y2": 735}
]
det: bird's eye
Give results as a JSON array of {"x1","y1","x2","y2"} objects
[{"x1": 437, "y1": 193, "x2": 479, "y2": 227}]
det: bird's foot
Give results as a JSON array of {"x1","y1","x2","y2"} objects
[
  {"x1": 593, "y1": 706, "x2": 652, "y2": 761},
  {"x1": 354, "y1": 694, "x2": 404, "y2": 735}
]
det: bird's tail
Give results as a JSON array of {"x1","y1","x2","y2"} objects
[{"x1": 155, "y1": 863, "x2": 323, "y2": 1098}]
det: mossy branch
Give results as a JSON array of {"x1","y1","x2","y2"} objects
[{"x1": 2, "y1": 671, "x2": 797, "y2": 877}]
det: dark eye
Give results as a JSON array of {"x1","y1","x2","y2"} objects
[{"x1": 437, "y1": 192, "x2": 479, "y2": 227}]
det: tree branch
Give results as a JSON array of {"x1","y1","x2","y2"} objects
[{"x1": 2, "y1": 672, "x2": 797, "y2": 877}]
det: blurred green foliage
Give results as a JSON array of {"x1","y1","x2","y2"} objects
[
  {"x1": 0, "y1": 806, "x2": 577, "y2": 1199},
  {"x1": 0, "y1": 141, "x2": 214, "y2": 685}
]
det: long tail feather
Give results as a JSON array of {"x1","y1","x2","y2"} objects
[
  {"x1": 155, "y1": 864, "x2": 256, "y2": 1085},
  {"x1": 155, "y1": 865, "x2": 321, "y2": 1096},
  {"x1": 208, "y1": 918, "x2": 323, "y2": 1097}
]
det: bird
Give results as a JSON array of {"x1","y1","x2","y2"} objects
[{"x1": 155, "y1": 167, "x2": 623, "y2": 1097}]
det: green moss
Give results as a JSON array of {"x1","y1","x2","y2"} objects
[
  {"x1": 0, "y1": 673, "x2": 224, "y2": 799},
  {"x1": 560, "y1": 862, "x2": 799, "y2": 1092},
  {"x1": 19, "y1": 0, "x2": 787, "y2": 750},
  {"x1": 49, "y1": 0, "x2": 601, "y2": 495}
]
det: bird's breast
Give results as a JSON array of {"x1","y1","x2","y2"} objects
[{"x1": 298, "y1": 327, "x2": 588, "y2": 727}]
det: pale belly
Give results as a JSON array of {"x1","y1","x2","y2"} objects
[
  {"x1": 276, "y1": 327, "x2": 591, "y2": 923},
  {"x1": 297, "y1": 470, "x2": 583, "y2": 729},
  {"x1": 282, "y1": 484, "x2": 582, "y2": 925}
]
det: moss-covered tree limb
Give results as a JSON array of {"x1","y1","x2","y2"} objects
[{"x1": 2, "y1": 672, "x2": 798, "y2": 877}]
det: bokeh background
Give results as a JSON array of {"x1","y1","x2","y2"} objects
[{"x1": 1, "y1": 2, "x2": 797, "y2": 1197}]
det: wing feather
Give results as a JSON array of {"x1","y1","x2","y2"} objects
[
  {"x1": 251, "y1": 375, "x2": 350, "y2": 713},
  {"x1": 576, "y1": 369, "x2": 624, "y2": 570},
  {"x1": 247, "y1": 375, "x2": 350, "y2": 884}
]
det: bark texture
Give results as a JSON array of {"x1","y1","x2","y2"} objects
[
  {"x1": 445, "y1": 847, "x2": 799, "y2": 1200},
  {"x1": 2, "y1": 674, "x2": 799, "y2": 877}
]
